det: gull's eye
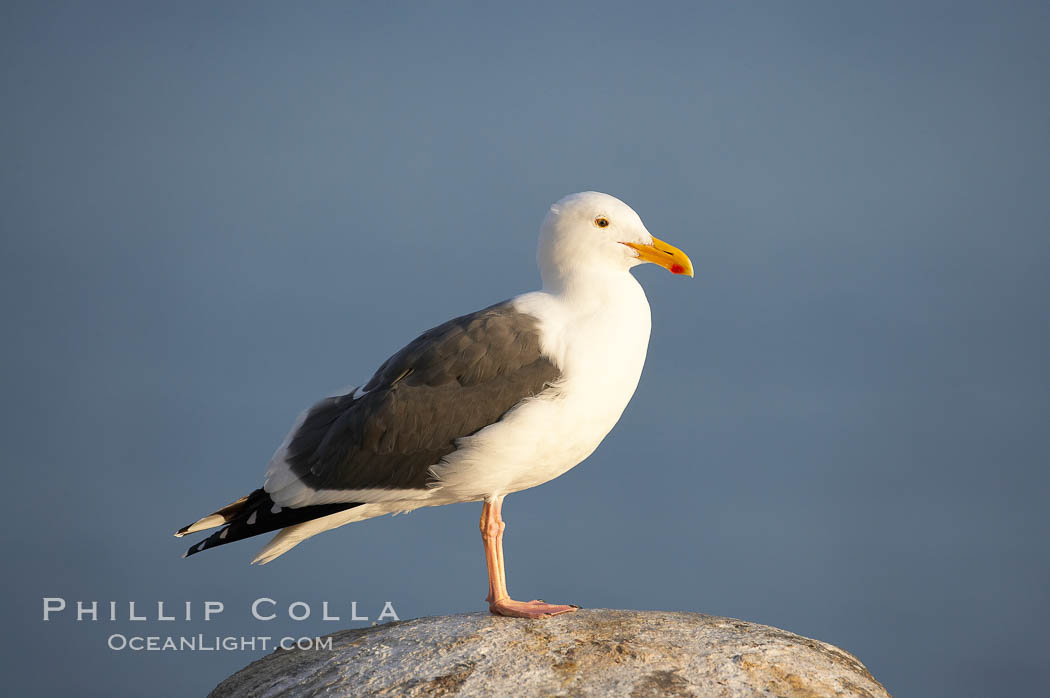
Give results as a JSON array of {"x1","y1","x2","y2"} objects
[{"x1": 594, "y1": 217, "x2": 610, "y2": 228}]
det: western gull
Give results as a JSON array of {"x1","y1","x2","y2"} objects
[{"x1": 176, "y1": 191, "x2": 693, "y2": 618}]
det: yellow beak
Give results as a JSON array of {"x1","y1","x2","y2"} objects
[{"x1": 622, "y1": 236, "x2": 694, "y2": 277}]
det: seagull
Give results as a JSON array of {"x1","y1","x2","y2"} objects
[{"x1": 176, "y1": 191, "x2": 693, "y2": 619}]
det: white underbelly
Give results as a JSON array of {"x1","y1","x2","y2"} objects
[
  {"x1": 430, "y1": 339, "x2": 648, "y2": 499},
  {"x1": 428, "y1": 389, "x2": 625, "y2": 498}
]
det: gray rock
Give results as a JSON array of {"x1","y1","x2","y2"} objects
[{"x1": 210, "y1": 610, "x2": 890, "y2": 697}]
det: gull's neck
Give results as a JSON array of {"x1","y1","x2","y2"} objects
[
  {"x1": 541, "y1": 265, "x2": 645, "y2": 306},
  {"x1": 537, "y1": 267, "x2": 652, "y2": 350}
]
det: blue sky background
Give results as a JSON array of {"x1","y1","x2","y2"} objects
[{"x1": 2, "y1": 1, "x2": 1048, "y2": 696}]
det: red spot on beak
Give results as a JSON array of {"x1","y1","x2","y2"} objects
[{"x1": 670, "y1": 264, "x2": 686, "y2": 275}]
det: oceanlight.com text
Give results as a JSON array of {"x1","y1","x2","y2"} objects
[{"x1": 106, "y1": 634, "x2": 334, "y2": 652}]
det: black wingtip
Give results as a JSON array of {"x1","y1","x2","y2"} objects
[
  {"x1": 178, "y1": 490, "x2": 362, "y2": 559},
  {"x1": 183, "y1": 530, "x2": 225, "y2": 558}
]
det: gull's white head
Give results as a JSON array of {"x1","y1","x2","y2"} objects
[{"x1": 538, "y1": 192, "x2": 693, "y2": 290}]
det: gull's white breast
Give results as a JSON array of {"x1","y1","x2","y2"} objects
[{"x1": 429, "y1": 273, "x2": 652, "y2": 500}]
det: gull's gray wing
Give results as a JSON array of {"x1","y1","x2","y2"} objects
[{"x1": 282, "y1": 301, "x2": 561, "y2": 493}]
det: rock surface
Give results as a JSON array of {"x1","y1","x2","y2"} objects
[{"x1": 210, "y1": 610, "x2": 890, "y2": 697}]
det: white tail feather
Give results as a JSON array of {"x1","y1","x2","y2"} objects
[
  {"x1": 250, "y1": 502, "x2": 417, "y2": 564},
  {"x1": 174, "y1": 514, "x2": 226, "y2": 537}
]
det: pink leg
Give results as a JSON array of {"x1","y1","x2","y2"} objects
[{"x1": 480, "y1": 496, "x2": 578, "y2": 619}]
